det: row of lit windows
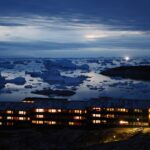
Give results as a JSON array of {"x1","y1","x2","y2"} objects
[
  {"x1": 31, "y1": 120, "x2": 83, "y2": 126},
  {"x1": 6, "y1": 110, "x2": 27, "y2": 115},
  {"x1": 35, "y1": 109, "x2": 61, "y2": 113},
  {"x1": 35, "y1": 109, "x2": 87, "y2": 114},
  {"x1": 119, "y1": 120, "x2": 149, "y2": 126},
  {"x1": 5, "y1": 108, "x2": 144, "y2": 115},
  {"x1": 7, "y1": 116, "x2": 30, "y2": 121},
  {"x1": 32, "y1": 120, "x2": 56, "y2": 125},
  {"x1": 35, "y1": 115, "x2": 85, "y2": 120},
  {"x1": 92, "y1": 108, "x2": 128, "y2": 112}
]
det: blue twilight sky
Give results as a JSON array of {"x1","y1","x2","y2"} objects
[{"x1": 0, "y1": 0, "x2": 150, "y2": 57}]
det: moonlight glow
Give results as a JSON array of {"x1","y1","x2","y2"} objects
[{"x1": 124, "y1": 56, "x2": 130, "y2": 61}]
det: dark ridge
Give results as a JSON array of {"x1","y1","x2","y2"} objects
[{"x1": 101, "y1": 65, "x2": 150, "y2": 81}]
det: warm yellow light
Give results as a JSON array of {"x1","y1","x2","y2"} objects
[
  {"x1": 74, "y1": 116, "x2": 84, "y2": 120},
  {"x1": 6, "y1": 110, "x2": 13, "y2": 114},
  {"x1": 69, "y1": 122, "x2": 75, "y2": 126},
  {"x1": 48, "y1": 109, "x2": 57, "y2": 113},
  {"x1": 106, "y1": 114, "x2": 114, "y2": 118},
  {"x1": 35, "y1": 109, "x2": 44, "y2": 113},
  {"x1": 93, "y1": 120, "x2": 101, "y2": 124},
  {"x1": 117, "y1": 108, "x2": 128, "y2": 112},
  {"x1": 19, "y1": 117, "x2": 26, "y2": 120},
  {"x1": 134, "y1": 109, "x2": 142, "y2": 113},
  {"x1": 7, "y1": 116, "x2": 13, "y2": 120},
  {"x1": 119, "y1": 120, "x2": 129, "y2": 125},
  {"x1": 36, "y1": 115, "x2": 44, "y2": 118},
  {"x1": 19, "y1": 111, "x2": 26, "y2": 115},
  {"x1": 92, "y1": 114, "x2": 101, "y2": 117},
  {"x1": 92, "y1": 107, "x2": 101, "y2": 111},
  {"x1": 74, "y1": 110, "x2": 82, "y2": 114},
  {"x1": 106, "y1": 108, "x2": 114, "y2": 111},
  {"x1": 33, "y1": 120, "x2": 44, "y2": 124}
]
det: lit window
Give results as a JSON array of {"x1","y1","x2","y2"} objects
[
  {"x1": 106, "y1": 108, "x2": 114, "y2": 111},
  {"x1": 74, "y1": 116, "x2": 84, "y2": 120},
  {"x1": 6, "y1": 110, "x2": 13, "y2": 114},
  {"x1": 0, "y1": 122, "x2": 2, "y2": 125},
  {"x1": 119, "y1": 120, "x2": 129, "y2": 125},
  {"x1": 93, "y1": 120, "x2": 101, "y2": 124},
  {"x1": 92, "y1": 114, "x2": 101, "y2": 117},
  {"x1": 57, "y1": 109, "x2": 61, "y2": 113},
  {"x1": 0, "y1": 116, "x2": 2, "y2": 119},
  {"x1": 19, "y1": 117, "x2": 26, "y2": 120},
  {"x1": 32, "y1": 120, "x2": 37, "y2": 124},
  {"x1": 7, "y1": 116, "x2": 13, "y2": 120},
  {"x1": 142, "y1": 122, "x2": 149, "y2": 126},
  {"x1": 69, "y1": 122, "x2": 75, "y2": 125},
  {"x1": 48, "y1": 109, "x2": 57, "y2": 113},
  {"x1": 36, "y1": 115, "x2": 44, "y2": 118},
  {"x1": 35, "y1": 109, "x2": 44, "y2": 113},
  {"x1": 45, "y1": 121, "x2": 56, "y2": 125},
  {"x1": 117, "y1": 108, "x2": 128, "y2": 112},
  {"x1": 101, "y1": 120, "x2": 107, "y2": 123},
  {"x1": 32, "y1": 120, "x2": 44, "y2": 124},
  {"x1": 92, "y1": 107, "x2": 101, "y2": 111},
  {"x1": 19, "y1": 111, "x2": 26, "y2": 115},
  {"x1": 106, "y1": 114, "x2": 114, "y2": 118},
  {"x1": 74, "y1": 110, "x2": 82, "y2": 114},
  {"x1": 134, "y1": 109, "x2": 142, "y2": 113}
]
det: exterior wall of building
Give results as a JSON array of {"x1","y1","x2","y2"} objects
[{"x1": 0, "y1": 106, "x2": 149, "y2": 128}]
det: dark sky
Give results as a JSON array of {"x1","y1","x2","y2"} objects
[{"x1": 0, "y1": 0, "x2": 150, "y2": 57}]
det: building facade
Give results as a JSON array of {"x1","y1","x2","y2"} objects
[{"x1": 0, "y1": 97, "x2": 150, "y2": 128}]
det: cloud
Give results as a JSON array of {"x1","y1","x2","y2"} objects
[
  {"x1": 0, "y1": 15, "x2": 149, "y2": 57},
  {"x1": 0, "y1": 16, "x2": 147, "y2": 43}
]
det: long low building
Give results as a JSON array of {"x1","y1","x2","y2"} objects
[{"x1": 0, "y1": 97, "x2": 150, "y2": 128}]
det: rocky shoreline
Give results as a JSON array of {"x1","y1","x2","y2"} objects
[{"x1": 101, "y1": 65, "x2": 150, "y2": 81}]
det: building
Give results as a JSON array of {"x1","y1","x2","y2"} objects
[{"x1": 0, "y1": 97, "x2": 150, "y2": 128}]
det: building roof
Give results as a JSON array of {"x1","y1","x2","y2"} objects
[{"x1": 0, "y1": 97, "x2": 150, "y2": 111}]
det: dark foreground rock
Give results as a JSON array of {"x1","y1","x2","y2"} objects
[
  {"x1": 0, "y1": 128, "x2": 150, "y2": 150},
  {"x1": 101, "y1": 65, "x2": 150, "y2": 81}
]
